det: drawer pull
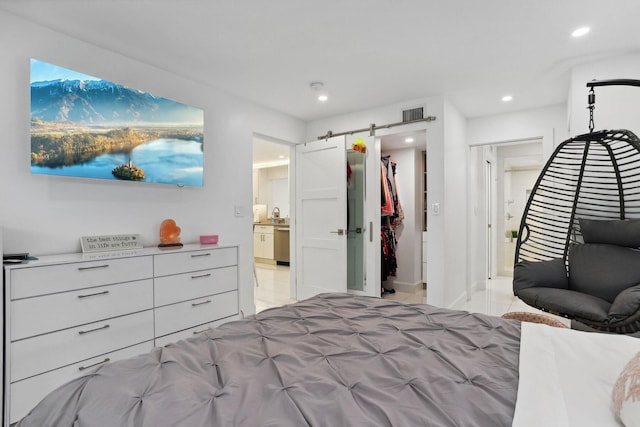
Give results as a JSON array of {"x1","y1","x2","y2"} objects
[
  {"x1": 78, "y1": 324, "x2": 110, "y2": 335},
  {"x1": 192, "y1": 299, "x2": 212, "y2": 307},
  {"x1": 78, "y1": 357, "x2": 111, "y2": 371},
  {"x1": 192, "y1": 328, "x2": 209, "y2": 335},
  {"x1": 191, "y1": 253, "x2": 211, "y2": 258},
  {"x1": 77, "y1": 290, "x2": 110, "y2": 299},
  {"x1": 191, "y1": 273, "x2": 211, "y2": 279},
  {"x1": 78, "y1": 264, "x2": 109, "y2": 271}
]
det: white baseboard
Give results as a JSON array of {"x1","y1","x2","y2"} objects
[{"x1": 385, "y1": 280, "x2": 423, "y2": 293}]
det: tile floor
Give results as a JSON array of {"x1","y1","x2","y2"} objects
[
  {"x1": 253, "y1": 262, "x2": 570, "y2": 327},
  {"x1": 254, "y1": 262, "x2": 294, "y2": 313},
  {"x1": 458, "y1": 276, "x2": 570, "y2": 326},
  {"x1": 379, "y1": 277, "x2": 570, "y2": 326}
]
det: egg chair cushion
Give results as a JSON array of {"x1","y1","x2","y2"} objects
[
  {"x1": 513, "y1": 258, "x2": 568, "y2": 292},
  {"x1": 568, "y1": 243, "x2": 640, "y2": 303},
  {"x1": 579, "y1": 218, "x2": 640, "y2": 248},
  {"x1": 516, "y1": 287, "x2": 611, "y2": 323}
]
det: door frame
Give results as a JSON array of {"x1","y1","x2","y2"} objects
[
  {"x1": 485, "y1": 158, "x2": 494, "y2": 279},
  {"x1": 475, "y1": 138, "x2": 544, "y2": 281}
]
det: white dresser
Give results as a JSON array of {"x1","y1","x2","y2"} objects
[{"x1": 3, "y1": 243, "x2": 239, "y2": 425}]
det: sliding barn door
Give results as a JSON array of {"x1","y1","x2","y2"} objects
[{"x1": 295, "y1": 136, "x2": 347, "y2": 300}]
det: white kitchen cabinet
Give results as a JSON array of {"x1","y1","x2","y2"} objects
[{"x1": 254, "y1": 225, "x2": 274, "y2": 260}]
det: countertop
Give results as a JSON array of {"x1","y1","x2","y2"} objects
[{"x1": 253, "y1": 221, "x2": 289, "y2": 227}]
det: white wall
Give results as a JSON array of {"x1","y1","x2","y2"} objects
[
  {"x1": 467, "y1": 103, "x2": 568, "y2": 157},
  {"x1": 442, "y1": 99, "x2": 468, "y2": 307},
  {"x1": 255, "y1": 165, "x2": 289, "y2": 218},
  {"x1": 466, "y1": 145, "x2": 486, "y2": 292},
  {"x1": 0, "y1": 11, "x2": 306, "y2": 316},
  {"x1": 569, "y1": 52, "x2": 640, "y2": 136}
]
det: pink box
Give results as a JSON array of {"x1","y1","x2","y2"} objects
[{"x1": 200, "y1": 235, "x2": 219, "y2": 244}]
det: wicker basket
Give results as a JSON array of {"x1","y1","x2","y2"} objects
[{"x1": 501, "y1": 311, "x2": 568, "y2": 328}]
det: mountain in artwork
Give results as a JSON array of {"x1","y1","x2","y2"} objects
[{"x1": 31, "y1": 79, "x2": 202, "y2": 125}]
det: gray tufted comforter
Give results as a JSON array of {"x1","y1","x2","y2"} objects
[{"x1": 17, "y1": 293, "x2": 521, "y2": 427}]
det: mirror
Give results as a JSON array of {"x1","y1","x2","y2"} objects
[{"x1": 347, "y1": 150, "x2": 366, "y2": 291}]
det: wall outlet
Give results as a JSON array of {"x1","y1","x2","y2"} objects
[
  {"x1": 432, "y1": 203, "x2": 440, "y2": 215},
  {"x1": 234, "y1": 205, "x2": 244, "y2": 217}
]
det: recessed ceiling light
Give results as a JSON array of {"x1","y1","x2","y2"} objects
[
  {"x1": 502, "y1": 95, "x2": 513, "y2": 102},
  {"x1": 278, "y1": 155, "x2": 285, "y2": 159},
  {"x1": 572, "y1": 27, "x2": 590, "y2": 38},
  {"x1": 310, "y1": 81, "x2": 328, "y2": 102},
  {"x1": 405, "y1": 137, "x2": 414, "y2": 143}
]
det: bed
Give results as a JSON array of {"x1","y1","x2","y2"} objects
[{"x1": 15, "y1": 293, "x2": 640, "y2": 427}]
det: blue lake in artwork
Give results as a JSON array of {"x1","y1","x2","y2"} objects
[{"x1": 31, "y1": 138, "x2": 204, "y2": 187}]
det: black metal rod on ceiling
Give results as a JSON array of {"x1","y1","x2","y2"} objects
[
  {"x1": 586, "y1": 79, "x2": 640, "y2": 88},
  {"x1": 317, "y1": 116, "x2": 437, "y2": 140}
]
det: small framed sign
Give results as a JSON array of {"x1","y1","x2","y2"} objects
[{"x1": 80, "y1": 234, "x2": 143, "y2": 253}]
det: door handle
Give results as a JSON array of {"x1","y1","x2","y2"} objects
[{"x1": 330, "y1": 229, "x2": 345, "y2": 235}]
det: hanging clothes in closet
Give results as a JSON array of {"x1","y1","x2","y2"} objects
[{"x1": 381, "y1": 156, "x2": 403, "y2": 292}]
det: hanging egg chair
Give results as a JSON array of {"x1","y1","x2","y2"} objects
[{"x1": 513, "y1": 79, "x2": 640, "y2": 334}]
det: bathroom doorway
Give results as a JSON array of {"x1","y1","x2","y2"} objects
[{"x1": 471, "y1": 139, "x2": 543, "y2": 279}]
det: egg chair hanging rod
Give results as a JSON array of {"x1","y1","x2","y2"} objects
[
  {"x1": 317, "y1": 116, "x2": 436, "y2": 140},
  {"x1": 586, "y1": 79, "x2": 640, "y2": 132},
  {"x1": 586, "y1": 79, "x2": 640, "y2": 88}
]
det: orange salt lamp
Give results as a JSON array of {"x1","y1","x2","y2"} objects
[{"x1": 158, "y1": 219, "x2": 183, "y2": 248}]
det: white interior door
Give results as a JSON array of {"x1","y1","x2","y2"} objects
[{"x1": 295, "y1": 136, "x2": 347, "y2": 300}]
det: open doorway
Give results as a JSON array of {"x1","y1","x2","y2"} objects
[
  {"x1": 472, "y1": 139, "x2": 543, "y2": 280},
  {"x1": 252, "y1": 134, "x2": 295, "y2": 312},
  {"x1": 499, "y1": 150, "x2": 543, "y2": 276},
  {"x1": 377, "y1": 130, "x2": 427, "y2": 304}
]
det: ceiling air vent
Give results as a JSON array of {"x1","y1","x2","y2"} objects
[{"x1": 402, "y1": 106, "x2": 423, "y2": 122}]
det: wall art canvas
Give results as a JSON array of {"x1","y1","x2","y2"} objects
[{"x1": 30, "y1": 58, "x2": 204, "y2": 186}]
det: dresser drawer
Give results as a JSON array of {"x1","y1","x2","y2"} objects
[
  {"x1": 254, "y1": 225, "x2": 274, "y2": 234},
  {"x1": 154, "y1": 247, "x2": 237, "y2": 277},
  {"x1": 154, "y1": 314, "x2": 240, "y2": 347},
  {"x1": 154, "y1": 265, "x2": 238, "y2": 307},
  {"x1": 11, "y1": 309, "x2": 154, "y2": 382},
  {"x1": 9, "y1": 341, "x2": 153, "y2": 424},
  {"x1": 154, "y1": 290, "x2": 238, "y2": 337},
  {"x1": 11, "y1": 279, "x2": 153, "y2": 340},
  {"x1": 10, "y1": 256, "x2": 153, "y2": 300}
]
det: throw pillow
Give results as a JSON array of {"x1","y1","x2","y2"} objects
[
  {"x1": 513, "y1": 258, "x2": 568, "y2": 292},
  {"x1": 613, "y1": 351, "x2": 640, "y2": 427},
  {"x1": 579, "y1": 218, "x2": 640, "y2": 247}
]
